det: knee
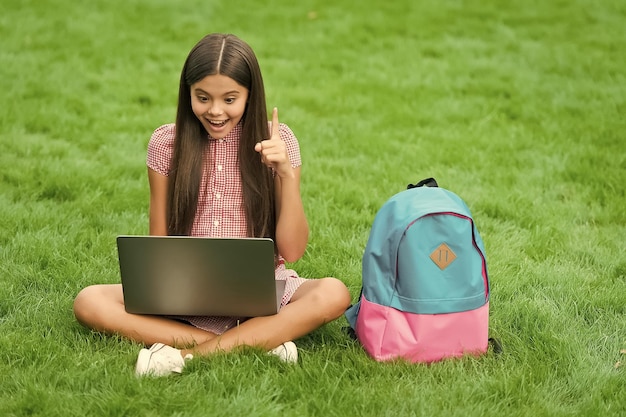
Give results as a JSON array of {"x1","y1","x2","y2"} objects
[
  {"x1": 73, "y1": 285, "x2": 108, "y2": 327},
  {"x1": 73, "y1": 285, "x2": 94, "y2": 325},
  {"x1": 316, "y1": 278, "x2": 352, "y2": 321}
]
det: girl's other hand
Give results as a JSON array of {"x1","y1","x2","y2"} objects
[{"x1": 254, "y1": 108, "x2": 294, "y2": 179}]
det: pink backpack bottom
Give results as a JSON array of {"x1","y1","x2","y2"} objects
[{"x1": 354, "y1": 295, "x2": 489, "y2": 363}]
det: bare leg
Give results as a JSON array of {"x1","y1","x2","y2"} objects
[
  {"x1": 73, "y1": 284, "x2": 217, "y2": 348},
  {"x1": 74, "y1": 277, "x2": 351, "y2": 355},
  {"x1": 180, "y1": 277, "x2": 351, "y2": 357}
]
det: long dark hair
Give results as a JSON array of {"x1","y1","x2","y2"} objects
[{"x1": 167, "y1": 33, "x2": 275, "y2": 244}]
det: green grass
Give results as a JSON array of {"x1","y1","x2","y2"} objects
[{"x1": 1, "y1": 0, "x2": 625, "y2": 415}]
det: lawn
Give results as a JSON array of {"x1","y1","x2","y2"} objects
[{"x1": 0, "y1": 0, "x2": 625, "y2": 416}]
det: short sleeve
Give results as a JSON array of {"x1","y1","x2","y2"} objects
[
  {"x1": 146, "y1": 124, "x2": 176, "y2": 176},
  {"x1": 278, "y1": 123, "x2": 302, "y2": 168}
]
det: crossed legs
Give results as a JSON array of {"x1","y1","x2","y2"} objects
[{"x1": 73, "y1": 278, "x2": 352, "y2": 357}]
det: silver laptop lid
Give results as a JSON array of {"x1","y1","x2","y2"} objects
[{"x1": 117, "y1": 236, "x2": 283, "y2": 317}]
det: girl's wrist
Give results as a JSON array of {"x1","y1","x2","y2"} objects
[{"x1": 277, "y1": 167, "x2": 297, "y2": 181}]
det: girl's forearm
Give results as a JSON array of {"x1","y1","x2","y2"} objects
[{"x1": 275, "y1": 175, "x2": 309, "y2": 262}]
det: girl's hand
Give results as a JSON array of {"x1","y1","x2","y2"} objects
[{"x1": 254, "y1": 108, "x2": 294, "y2": 179}]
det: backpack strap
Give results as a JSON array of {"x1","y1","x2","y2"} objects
[
  {"x1": 343, "y1": 325, "x2": 358, "y2": 340},
  {"x1": 489, "y1": 337, "x2": 503, "y2": 355},
  {"x1": 407, "y1": 177, "x2": 438, "y2": 189}
]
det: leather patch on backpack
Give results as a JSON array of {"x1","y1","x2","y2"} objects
[{"x1": 430, "y1": 243, "x2": 456, "y2": 270}]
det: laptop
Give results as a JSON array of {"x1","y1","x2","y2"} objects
[{"x1": 116, "y1": 235, "x2": 285, "y2": 317}]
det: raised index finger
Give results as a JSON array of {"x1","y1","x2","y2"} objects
[{"x1": 271, "y1": 107, "x2": 280, "y2": 138}]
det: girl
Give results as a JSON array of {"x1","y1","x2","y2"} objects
[{"x1": 73, "y1": 33, "x2": 352, "y2": 376}]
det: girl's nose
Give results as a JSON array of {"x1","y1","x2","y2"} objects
[{"x1": 207, "y1": 102, "x2": 223, "y2": 116}]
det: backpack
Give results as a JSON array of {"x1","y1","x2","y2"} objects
[{"x1": 344, "y1": 178, "x2": 492, "y2": 363}]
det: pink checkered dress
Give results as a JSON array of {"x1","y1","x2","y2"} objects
[{"x1": 146, "y1": 122, "x2": 308, "y2": 334}]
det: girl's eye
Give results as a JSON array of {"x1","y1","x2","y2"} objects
[{"x1": 225, "y1": 98, "x2": 235, "y2": 104}]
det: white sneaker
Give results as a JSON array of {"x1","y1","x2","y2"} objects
[
  {"x1": 135, "y1": 343, "x2": 193, "y2": 377},
  {"x1": 269, "y1": 341, "x2": 298, "y2": 363}
]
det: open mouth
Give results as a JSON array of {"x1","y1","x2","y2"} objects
[{"x1": 209, "y1": 119, "x2": 228, "y2": 127}]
